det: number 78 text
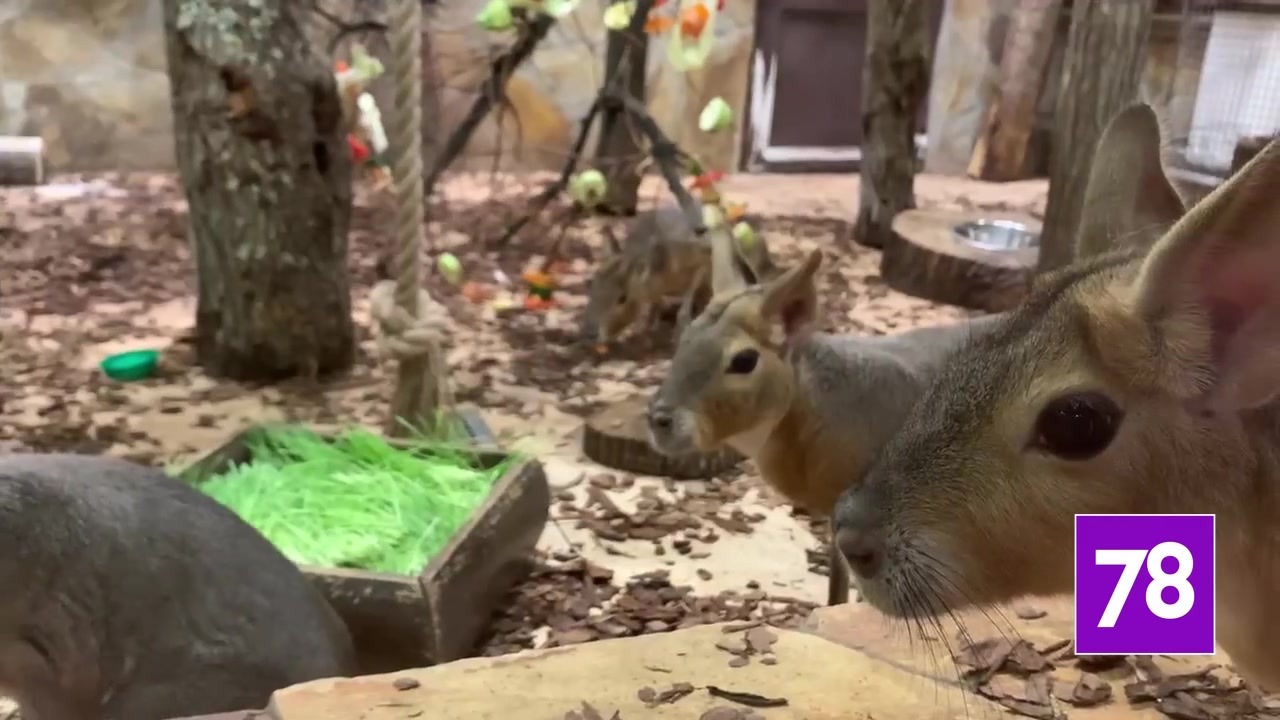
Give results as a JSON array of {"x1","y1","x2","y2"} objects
[{"x1": 1094, "y1": 541, "x2": 1196, "y2": 628}]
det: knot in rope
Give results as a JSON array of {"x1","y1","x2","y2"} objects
[{"x1": 369, "y1": 279, "x2": 449, "y2": 362}]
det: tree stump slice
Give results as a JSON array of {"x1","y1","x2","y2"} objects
[
  {"x1": 881, "y1": 209, "x2": 1039, "y2": 313},
  {"x1": 582, "y1": 396, "x2": 742, "y2": 479},
  {"x1": 0, "y1": 136, "x2": 45, "y2": 186}
]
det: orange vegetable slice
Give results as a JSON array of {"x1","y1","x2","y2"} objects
[
  {"x1": 680, "y1": 2, "x2": 709, "y2": 38},
  {"x1": 645, "y1": 13, "x2": 675, "y2": 33}
]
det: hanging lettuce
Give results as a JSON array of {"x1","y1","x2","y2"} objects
[{"x1": 667, "y1": 0, "x2": 719, "y2": 71}]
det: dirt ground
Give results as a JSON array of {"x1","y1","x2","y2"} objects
[{"x1": 0, "y1": 170, "x2": 1047, "y2": 665}]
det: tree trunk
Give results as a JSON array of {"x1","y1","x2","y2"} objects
[
  {"x1": 594, "y1": 23, "x2": 649, "y2": 215},
  {"x1": 970, "y1": 0, "x2": 1062, "y2": 181},
  {"x1": 163, "y1": 0, "x2": 356, "y2": 381},
  {"x1": 1037, "y1": 0, "x2": 1154, "y2": 274},
  {"x1": 855, "y1": 0, "x2": 931, "y2": 250}
]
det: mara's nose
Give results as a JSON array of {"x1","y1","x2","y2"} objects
[
  {"x1": 834, "y1": 496, "x2": 883, "y2": 578},
  {"x1": 834, "y1": 525, "x2": 882, "y2": 579},
  {"x1": 647, "y1": 401, "x2": 673, "y2": 431}
]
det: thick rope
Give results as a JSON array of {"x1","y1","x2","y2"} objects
[
  {"x1": 378, "y1": 0, "x2": 449, "y2": 434},
  {"x1": 369, "y1": 280, "x2": 451, "y2": 372}
]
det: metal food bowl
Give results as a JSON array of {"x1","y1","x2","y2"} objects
[{"x1": 953, "y1": 219, "x2": 1040, "y2": 252}]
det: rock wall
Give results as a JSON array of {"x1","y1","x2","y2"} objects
[
  {"x1": 0, "y1": 0, "x2": 174, "y2": 172},
  {"x1": 0, "y1": 0, "x2": 756, "y2": 175},
  {"x1": 429, "y1": 1, "x2": 756, "y2": 175}
]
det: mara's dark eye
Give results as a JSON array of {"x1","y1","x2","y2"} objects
[
  {"x1": 727, "y1": 348, "x2": 759, "y2": 374},
  {"x1": 1033, "y1": 391, "x2": 1123, "y2": 461}
]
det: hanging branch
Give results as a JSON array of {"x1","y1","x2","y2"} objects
[
  {"x1": 493, "y1": 96, "x2": 605, "y2": 246},
  {"x1": 495, "y1": 0, "x2": 709, "y2": 245},
  {"x1": 422, "y1": 11, "x2": 558, "y2": 198},
  {"x1": 607, "y1": 90, "x2": 704, "y2": 234}
]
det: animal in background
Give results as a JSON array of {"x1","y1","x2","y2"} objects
[
  {"x1": 581, "y1": 204, "x2": 778, "y2": 348},
  {"x1": 832, "y1": 104, "x2": 1280, "y2": 690},
  {"x1": 646, "y1": 222, "x2": 1001, "y2": 605},
  {"x1": 0, "y1": 453, "x2": 356, "y2": 719}
]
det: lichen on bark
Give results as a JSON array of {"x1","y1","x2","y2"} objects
[{"x1": 163, "y1": 0, "x2": 355, "y2": 381}]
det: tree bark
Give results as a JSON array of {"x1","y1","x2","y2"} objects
[
  {"x1": 1037, "y1": 0, "x2": 1154, "y2": 274},
  {"x1": 855, "y1": 0, "x2": 931, "y2": 250},
  {"x1": 163, "y1": 0, "x2": 355, "y2": 381},
  {"x1": 970, "y1": 0, "x2": 1062, "y2": 181},
  {"x1": 594, "y1": 22, "x2": 649, "y2": 215}
]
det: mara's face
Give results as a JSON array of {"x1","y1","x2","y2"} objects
[
  {"x1": 582, "y1": 259, "x2": 645, "y2": 345},
  {"x1": 646, "y1": 288, "x2": 793, "y2": 457},
  {"x1": 833, "y1": 254, "x2": 1249, "y2": 619}
]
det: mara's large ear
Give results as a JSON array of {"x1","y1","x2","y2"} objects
[
  {"x1": 760, "y1": 249, "x2": 823, "y2": 343},
  {"x1": 1075, "y1": 103, "x2": 1186, "y2": 260},
  {"x1": 710, "y1": 224, "x2": 748, "y2": 295},
  {"x1": 1130, "y1": 138, "x2": 1280, "y2": 411}
]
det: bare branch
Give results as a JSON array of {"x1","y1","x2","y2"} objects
[
  {"x1": 608, "y1": 91, "x2": 703, "y2": 234},
  {"x1": 423, "y1": 12, "x2": 558, "y2": 198},
  {"x1": 494, "y1": 97, "x2": 605, "y2": 246}
]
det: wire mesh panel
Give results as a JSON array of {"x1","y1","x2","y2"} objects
[{"x1": 1172, "y1": 0, "x2": 1280, "y2": 174}]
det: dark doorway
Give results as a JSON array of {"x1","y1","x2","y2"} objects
[{"x1": 744, "y1": 0, "x2": 944, "y2": 172}]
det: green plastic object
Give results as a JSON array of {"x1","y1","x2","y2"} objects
[{"x1": 100, "y1": 349, "x2": 159, "y2": 381}]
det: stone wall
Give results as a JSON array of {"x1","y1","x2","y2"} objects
[
  {"x1": 0, "y1": 0, "x2": 174, "y2": 171},
  {"x1": 429, "y1": 1, "x2": 756, "y2": 175},
  {"x1": 0, "y1": 0, "x2": 756, "y2": 175}
]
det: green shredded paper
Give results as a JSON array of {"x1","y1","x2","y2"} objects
[{"x1": 197, "y1": 427, "x2": 510, "y2": 575}]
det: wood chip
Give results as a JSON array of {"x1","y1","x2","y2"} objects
[
  {"x1": 706, "y1": 686, "x2": 789, "y2": 708},
  {"x1": 1013, "y1": 604, "x2": 1047, "y2": 620},
  {"x1": 1070, "y1": 673, "x2": 1113, "y2": 707},
  {"x1": 392, "y1": 676, "x2": 420, "y2": 691},
  {"x1": 699, "y1": 708, "x2": 745, "y2": 720},
  {"x1": 1155, "y1": 693, "x2": 1219, "y2": 720},
  {"x1": 644, "y1": 683, "x2": 695, "y2": 707},
  {"x1": 954, "y1": 637, "x2": 1016, "y2": 683},
  {"x1": 744, "y1": 627, "x2": 778, "y2": 654},
  {"x1": 1076, "y1": 653, "x2": 1129, "y2": 673},
  {"x1": 1038, "y1": 638, "x2": 1071, "y2": 657},
  {"x1": 1006, "y1": 641, "x2": 1052, "y2": 675},
  {"x1": 715, "y1": 637, "x2": 750, "y2": 656},
  {"x1": 1132, "y1": 655, "x2": 1164, "y2": 682},
  {"x1": 1124, "y1": 669, "x2": 1217, "y2": 703}
]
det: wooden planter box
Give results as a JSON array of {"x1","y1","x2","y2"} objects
[{"x1": 178, "y1": 416, "x2": 549, "y2": 676}]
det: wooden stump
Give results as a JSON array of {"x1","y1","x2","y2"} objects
[
  {"x1": 881, "y1": 209, "x2": 1039, "y2": 313},
  {"x1": 583, "y1": 396, "x2": 742, "y2": 480},
  {"x1": 0, "y1": 136, "x2": 45, "y2": 186}
]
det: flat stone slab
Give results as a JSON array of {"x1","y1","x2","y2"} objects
[
  {"x1": 175, "y1": 596, "x2": 1237, "y2": 720},
  {"x1": 261, "y1": 622, "x2": 982, "y2": 719}
]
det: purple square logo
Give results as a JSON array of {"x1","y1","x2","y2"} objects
[{"x1": 1074, "y1": 514, "x2": 1215, "y2": 656}]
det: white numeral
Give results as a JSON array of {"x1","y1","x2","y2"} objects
[{"x1": 1093, "y1": 541, "x2": 1195, "y2": 628}]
